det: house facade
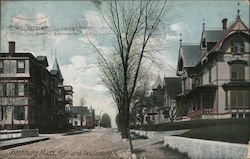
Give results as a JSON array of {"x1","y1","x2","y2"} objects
[
  {"x1": 176, "y1": 13, "x2": 250, "y2": 120},
  {"x1": 0, "y1": 41, "x2": 70, "y2": 130},
  {"x1": 71, "y1": 106, "x2": 95, "y2": 128},
  {"x1": 145, "y1": 76, "x2": 182, "y2": 124}
]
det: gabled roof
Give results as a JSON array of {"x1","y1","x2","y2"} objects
[
  {"x1": 36, "y1": 56, "x2": 48, "y2": 67},
  {"x1": 181, "y1": 45, "x2": 203, "y2": 68},
  {"x1": 211, "y1": 16, "x2": 249, "y2": 52},
  {"x1": 164, "y1": 77, "x2": 182, "y2": 99},
  {"x1": 51, "y1": 58, "x2": 64, "y2": 80},
  {"x1": 152, "y1": 74, "x2": 163, "y2": 89}
]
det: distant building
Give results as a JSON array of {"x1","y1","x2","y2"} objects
[
  {"x1": 71, "y1": 106, "x2": 95, "y2": 128},
  {"x1": 71, "y1": 106, "x2": 89, "y2": 127},
  {"x1": 146, "y1": 76, "x2": 181, "y2": 124},
  {"x1": 0, "y1": 41, "x2": 71, "y2": 130},
  {"x1": 158, "y1": 77, "x2": 182, "y2": 123},
  {"x1": 64, "y1": 85, "x2": 74, "y2": 124},
  {"x1": 145, "y1": 74, "x2": 164, "y2": 124},
  {"x1": 176, "y1": 12, "x2": 250, "y2": 120}
]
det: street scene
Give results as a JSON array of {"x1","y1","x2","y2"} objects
[{"x1": 0, "y1": 0, "x2": 250, "y2": 159}]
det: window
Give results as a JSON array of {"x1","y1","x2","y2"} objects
[
  {"x1": 192, "y1": 77, "x2": 202, "y2": 88},
  {"x1": 178, "y1": 58, "x2": 183, "y2": 72},
  {"x1": 0, "y1": 83, "x2": 4, "y2": 96},
  {"x1": 17, "y1": 60, "x2": 25, "y2": 73},
  {"x1": 75, "y1": 121, "x2": 78, "y2": 126},
  {"x1": 231, "y1": 64, "x2": 245, "y2": 80},
  {"x1": 14, "y1": 106, "x2": 25, "y2": 120},
  {"x1": 6, "y1": 83, "x2": 15, "y2": 96},
  {"x1": 73, "y1": 114, "x2": 77, "y2": 118},
  {"x1": 202, "y1": 38, "x2": 206, "y2": 48},
  {"x1": 231, "y1": 41, "x2": 244, "y2": 54},
  {"x1": 17, "y1": 83, "x2": 24, "y2": 96},
  {"x1": 0, "y1": 60, "x2": 3, "y2": 73},
  {"x1": 230, "y1": 90, "x2": 250, "y2": 108},
  {"x1": 163, "y1": 110, "x2": 169, "y2": 118},
  {"x1": 232, "y1": 114, "x2": 237, "y2": 118},
  {"x1": 208, "y1": 69, "x2": 212, "y2": 83}
]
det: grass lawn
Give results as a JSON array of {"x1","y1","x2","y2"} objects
[
  {"x1": 177, "y1": 122, "x2": 250, "y2": 144},
  {"x1": 131, "y1": 118, "x2": 250, "y2": 144}
]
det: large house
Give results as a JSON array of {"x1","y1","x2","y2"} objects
[
  {"x1": 176, "y1": 12, "x2": 250, "y2": 120},
  {"x1": 0, "y1": 41, "x2": 72, "y2": 130}
]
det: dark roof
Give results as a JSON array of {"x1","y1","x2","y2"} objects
[
  {"x1": 0, "y1": 52, "x2": 34, "y2": 59},
  {"x1": 181, "y1": 45, "x2": 203, "y2": 68},
  {"x1": 36, "y1": 56, "x2": 48, "y2": 67},
  {"x1": 164, "y1": 77, "x2": 182, "y2": 98},
  {"x1": 51, "y1": 58, "x2": 64, "y2": 80},
  {"x1": 203, "y1": 30, "x2": 224, "y2": 42},
  {"x1": 71, "y1": 106, "x2": 89, "y2": 114}
]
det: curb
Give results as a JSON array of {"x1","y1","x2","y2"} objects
[{"x1": 0, "y1": 137, "x2": 49, "y2": 150}]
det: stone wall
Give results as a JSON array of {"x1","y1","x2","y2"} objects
[{"x1": 164, "y1": 136, "x2": 248, "y2": 159}]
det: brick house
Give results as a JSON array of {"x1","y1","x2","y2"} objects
[{"x1": 0, "y1": 41, "x2": 70, "y2": 130}]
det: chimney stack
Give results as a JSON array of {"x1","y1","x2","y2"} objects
[
  {"x1": 222, "y1": 18, "x2": 228, "y2": 30},
  {"x1": 9, "y1": 41, "x2": 15, "y2": 55}
]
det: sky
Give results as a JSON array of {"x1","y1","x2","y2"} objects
[{"x1": 0, "y1": 0, "x2": 249, "y2": 127}]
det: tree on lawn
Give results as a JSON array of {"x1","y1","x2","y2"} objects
[
  {"x1": 100, "y1": 113, "x2": 112, "y2": 128},
  {"x1": 89, "y1": 0, "x2": 168, "y2": 138}
]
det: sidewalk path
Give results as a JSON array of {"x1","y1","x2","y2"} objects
[
  {"x1": 0, "y1": 136, "x2": 49, "y2": 150},
  {"x1": 132, "y1": 138, "x2": 189, "y2": 159}
]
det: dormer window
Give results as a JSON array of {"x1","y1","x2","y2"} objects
[
  {"x1": 17, "y1": 60, "x2": 25, "y2": 73},
  {"x1": 178, "y1": 57, "x2": 183, "y2": 72},
  {"x1": 202, "y1": 38, "x2": 206, "y2": 48},
  {"x1": 231, "y1": 41, "x2": 244, "y2": 54}
]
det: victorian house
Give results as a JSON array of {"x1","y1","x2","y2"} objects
[
  {"x1": 0, "y1": 41, "x2": 71, "y2": 130},
  {"x1": 146, "y1": 75, "x2": 181, "y2": 124},
  {"x1": 176, "y1": 12, "x2": 250, "y2": 120}
]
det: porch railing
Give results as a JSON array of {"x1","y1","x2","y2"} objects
[{"x1": 188, "y1": 108, "x2": 214, "y2": 119}]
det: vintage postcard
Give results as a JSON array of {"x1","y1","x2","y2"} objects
[{"x1": 0, "y1": 0, "x2": 249, "y2": 159}]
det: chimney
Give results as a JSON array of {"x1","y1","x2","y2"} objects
[
  {"x1": 222, "y1": 18, "x2": 228, "y2": 30},
  {"x1": 9, "y1": 41, "x2": 15, "y2": 54}
]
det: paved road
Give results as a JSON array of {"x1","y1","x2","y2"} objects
[{"x1": 0, "y1": 128, "x2": 130, "y2": 159}]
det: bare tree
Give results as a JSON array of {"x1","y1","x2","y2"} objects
[{"x1": 89, "y1": 0, "x2": 168, "y2": 138}]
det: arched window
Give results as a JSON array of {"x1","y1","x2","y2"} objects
[
  {"x1": 231, "y1": 41, "x2": 244, "y2": 54},
  {"x1": 178, "y1": 57, "x2": 183, "y2": 72},
  {"x1": 202, "y1": 38, "x2": 206, "y2": 48}
]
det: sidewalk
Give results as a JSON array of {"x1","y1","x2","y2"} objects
[
  {"x1": 0, "y1": 136, "x2": 49, "y2": 150},
  {"x1": 132, "y1": 138, "x2": 189, "y2": 159}
]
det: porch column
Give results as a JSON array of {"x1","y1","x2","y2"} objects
[
  {"x1": 195, "y1": 96, "x2": 197, "y2": 110},
  {"x1": 225, "y1": 90, "x2": 228, "y2": 110},
  {"x1": 200, "y1": 94, "x2": 203, "y2": 109}
]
